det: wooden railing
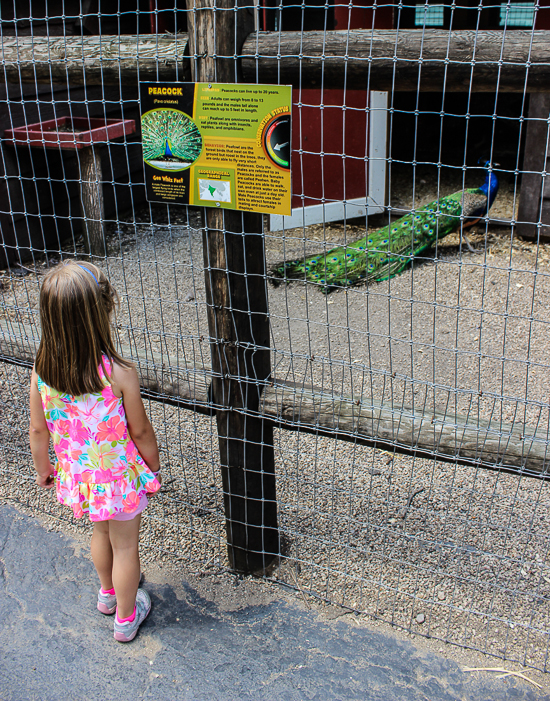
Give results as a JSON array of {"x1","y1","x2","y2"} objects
[
  {"x1": 2, "y1": 320, "x2": 548, "y2": 477},
  {"x1": 2, "y1": 31, "x2": 550, "y2": 92}
]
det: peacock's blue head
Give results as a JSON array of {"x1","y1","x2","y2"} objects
[{"x1": 478, "y1": 159, "x2": 499, "y2": 208}]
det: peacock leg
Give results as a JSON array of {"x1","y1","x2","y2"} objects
[{"x1": 461, "y1": 231, "x2": 476, "y2": 253}]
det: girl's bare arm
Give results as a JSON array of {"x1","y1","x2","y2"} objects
[
  {"x1": 111, "y1": 361, "x2": 161, "y2": 475},
  {"x1": 29, "y1": 369, "x2": 55, "y2": 488}
]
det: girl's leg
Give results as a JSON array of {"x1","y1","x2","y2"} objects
[
  {"x1": 109, "y1": 513, "x2": 142, "y2": 618},
  {"x1": 91, "y1": 520, "x2": 114, "y2": 591}
]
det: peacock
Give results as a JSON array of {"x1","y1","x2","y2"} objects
[
  {"x1": 141, "y1": 109, "x2": 203, "y2": 165},
  {"x1": 164, "y1": 138, "x2": 175, "y2": 158},
  {"x1": 272, "y1": 162, "x2": 499, "y2": 291}
]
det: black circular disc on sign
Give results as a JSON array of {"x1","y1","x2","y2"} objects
[{"x1": 263, "y1": 116, "x2": 291, "y2": 170}]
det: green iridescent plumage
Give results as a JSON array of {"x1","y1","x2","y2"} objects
[
  {"x1": 272, "y1": 168, "x2": 498, "y2": 291},
  {"x1": 141, "y1": 109, "x2": 202, "y2": 164}
]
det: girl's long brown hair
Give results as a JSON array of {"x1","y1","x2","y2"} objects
[{"x1": 35, "y1": 260, "x2": 130, "y2": 395}]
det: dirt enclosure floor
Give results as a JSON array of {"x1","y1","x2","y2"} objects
[{"x1": 2, "y1": 163, "x2": 550, "y2": 671}]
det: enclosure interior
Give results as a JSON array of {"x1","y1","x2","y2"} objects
[{"x1": 1, "y1": 0, "x2": 550, "y2": 673}]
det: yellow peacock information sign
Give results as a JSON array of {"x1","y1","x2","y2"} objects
[{"x1": 140, "y1": 82, "x2": 291, "y2": 215}]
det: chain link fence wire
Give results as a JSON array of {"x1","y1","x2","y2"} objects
[{"x1": 1, "y1": 0, "x2": 550, "y2": 671}]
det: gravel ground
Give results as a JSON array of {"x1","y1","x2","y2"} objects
[{"x1": 2, "y1": 163, "x2": 550, "y2": 671}]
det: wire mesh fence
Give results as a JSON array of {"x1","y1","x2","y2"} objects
[{"x1": 1, "y1": 0, "x2": 550, "y2": 671}]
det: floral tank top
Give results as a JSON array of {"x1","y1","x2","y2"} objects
[{"x1": 37, "y1": 358, "x2": 160, "y2": 522}]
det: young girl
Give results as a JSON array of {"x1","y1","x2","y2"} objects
[{"x1": 29, "y1": 260, "x2": 162, "y2": 643}]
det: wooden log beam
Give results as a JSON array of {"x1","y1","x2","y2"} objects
[
  {"x1": 2, "y1": 321, "x2": 549, "y2": 477},
  {"x1": 0, "y1": 34, "x2": 190, "y2": 85},
  {"x1": 242, "y1": 29, "x2": 550, "y2": 92},
  {"x1": 2, "y1": 31, "x2": 550, "y2": 91},
  {"x1": 0, "y1": 320, "x2": 212, "y2": 414},
  {"x1": 260, "y1": 381, "x2": 550, "y2": 478}
]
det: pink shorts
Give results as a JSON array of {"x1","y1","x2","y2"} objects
[{"x1": 111, "y1": 494, "x2": 148, "y2": 521}]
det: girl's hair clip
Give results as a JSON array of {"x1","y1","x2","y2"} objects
[{"x1": 77, "y1": 264, "x2": 99, "y2": 286}]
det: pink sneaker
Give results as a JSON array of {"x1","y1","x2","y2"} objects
[
  {"x1": 113, "y1": 589, "x2": 151, "y2": 643},
  {"x1": 97, "y1": 588, "x2": 117, "y2": 615}
]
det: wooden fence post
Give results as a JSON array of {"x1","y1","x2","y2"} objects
[
  {"x1": 517, "y1": 94, "x2": 550, "y2": 241},
  {"x1": 185, "y1": 0, "x2": 279, "y2": 574}
]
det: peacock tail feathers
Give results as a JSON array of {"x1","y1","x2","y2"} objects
[
  {"x1": 141, "y1": 109, "x2": 203, "y2": 165},
  {"x1": 272, "y1": 165, "x2": 498, "y2": 291}
]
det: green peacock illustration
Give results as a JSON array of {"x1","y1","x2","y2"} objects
[
  {"x1": 272, "y1": 163, "x2": 499, "y2": 291},
  {"x1": 141, "y1": 109, "x2": 203, "y2": 166}
]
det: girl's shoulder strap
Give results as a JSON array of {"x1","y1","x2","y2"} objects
[{"x1": 98, "y1": 354, "x2": 114, "y2": 383}]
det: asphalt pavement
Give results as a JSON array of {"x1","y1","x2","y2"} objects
[{"x1": 0, "y1": 502, "x2": 547, "y2": 701}]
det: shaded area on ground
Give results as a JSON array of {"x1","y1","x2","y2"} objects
[{"x1": 0, "y1": 503, "x2": 547, "y2": 701}]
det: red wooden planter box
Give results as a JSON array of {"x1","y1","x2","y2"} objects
[{"x1": 5, "y1": 116, "x2": 135, "y2": 150}]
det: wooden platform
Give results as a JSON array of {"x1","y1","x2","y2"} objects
[{"x1": 0, "y1": 81, "x2": 144, "y2": 266}]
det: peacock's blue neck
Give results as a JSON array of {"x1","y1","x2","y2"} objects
[{"x1": 478, "y1": 165, "x2": 499, "y2": 207}]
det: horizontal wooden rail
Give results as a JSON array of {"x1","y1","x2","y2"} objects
[
  {"x1": 261, "y1": 381, "x2": 550, "y2": 477},
  {"x1": 2, "y1": 320, "x2": 548, "y2": 477},
  {"x1": 0, "y1": 34, "x2": 190, "y2": 85},
  {"x1": 0, "y1": 319, "x2": 211, "y2": 410},
  {"x1": 242, "y1": 29, "x2": 550, "y2": 91},
  {"x1": 1, "y1": 31, "x2": 550, "y2": 91}
]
